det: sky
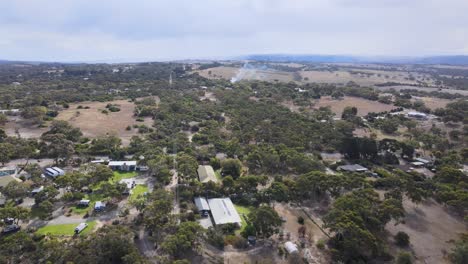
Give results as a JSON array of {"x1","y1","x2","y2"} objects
[{"x1": 0, "y1": 0, "x2": 467, "y2": 62}]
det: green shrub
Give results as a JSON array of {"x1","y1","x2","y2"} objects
[{"x1": 395, "y1": 231, "x2": 410, "y2": 247}]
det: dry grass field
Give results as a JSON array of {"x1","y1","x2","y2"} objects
[
  {"x1": 300, "y1": 69, "x2": 434, "y2": 86},
  {"x1": 386, "y1": 199, "x2": 466, "y2": 264},
  {"x1": 4, "y1": 116, "x2": 49, "y2": 138},
  {"x1": 412, "y1": 96, "x2": 451, "y2": 110},
  {"x1": 313, "y1": 96, "x2": 396, "y2": 116},
  {"x1": 56, "y1": 100, "x2": 153, "y2": 145}
]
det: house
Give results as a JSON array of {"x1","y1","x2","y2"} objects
[
  {"x1": 207, "y1": 198, "x2": 242, "y2": 226},
  {"x1": 74, "y1": 223, "x2": 88, "y2": 234},
  {"x1": 197, "y1": 165, "x2": 218, "y2": 183},
  {"x1": 31, "y1": 186, "x2": 44, "y2": 194},
  {"x1": 94, "y1": 201, "x2": 106, "y2": 211},
  {"x1": 45, "y1": 167, "x2": 65, "y2": 178},
  {"x1": 108, "y1": 161, "x2": 137, "y2": 171},
  {"x1": 337, "y1": 164, "x2": 368, "y2": 172},
  {"x1": 0, "y1": 167, "x2": 21, "y2": 188},
  {"x1": 78, "y1": 199, "x2": 90, "y2": 207}
]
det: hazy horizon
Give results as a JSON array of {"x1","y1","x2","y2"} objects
[{"x1": 1, "y1": 0, "x2": 467, "y2": 62}]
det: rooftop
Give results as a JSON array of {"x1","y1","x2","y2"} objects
[
  {"x1": 194, "y1": 197, "x2": 210, "y2": 211},
  {"x1": 207, "y1": 198, "x2": 242, "y2": 226},
  {"x1": 197, "y1": 165, "x2": 218, "y2": 183},
  {"x1": 108, "y1": 161, "x2": 137, "y2": 166},
  {"x1": 338, "y1": 164, "x2": 368, "y2": 172}
]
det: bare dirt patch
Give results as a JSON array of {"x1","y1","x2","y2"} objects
[
  {"x1": 313, "y1": 96, "x2": 396, "y2": 116},
  {"x1": 386, "y1": 198, "x2": 467, "y2": 264},
  {"x1": 56, "y1": 100, "x2": 153, "y2": 145},
  {"x1": 300, "y1": 69, "x2": 434, "y2": 86},
  {"x1": 4, "y1": 116, "x2": 48, "y2": 138},
  {"x1": 412, "y1": 96, "x2": 451, "y2": 110}
]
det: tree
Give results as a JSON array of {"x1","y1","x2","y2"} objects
[
  {"x1": 89, "y1": 134, "x2": 122, "y2": 157},
  {"x1": 0, "y1": 113, "x2": 7, "y2": 126},
  {"x1": 323, "y1": 189, "x2": 404, "y2": 262},
  {"x1": 21, "y1": 106, "x2": 47, "y2": 125},
  {"x1": 341, "y1": 106, "x2": 358, "y2": 120},
  {"x1": 221, "y1": 158, "x2": 242, "y2": 178},
  {"x1": 161, "y1": 221, "x2": 203, "y2": 259},
  {"x1": 90, "y1": 164, "x2": 114, "y2": 183},
  {"x1": 43, "y1": 120, "x2": 82, "y2": 142},
  {"x1": 0, "y1": 143, "x2": 14, "y2": 165},
  {"x1": 248, "y1": 206, "x2": 282, "y2": 238},
  {"x1": 63, "y1": 225, "x2": 146, "y2": 264},
  {"x1": 144, "y1": 189, "x2": 175, "y2": 240},
  {"x1": 395, "y1": 231, "x2": 410, "y2": 247},
  {"x1": 176, "y1": 153, "x2": 198, "y2": 179},
  {"x1": 266, "y1": 181, "x2": 290, "y2": 202},
  {"x1": 41, "y1": 134, "x2": 75, "y2": 164},
  {"x1": 0, "y1": 205, "x2": 30, "y2": 225},
  {"x1": 449, "y1": 237, "x2": 468, "y2": 264},
  {"x1": 396, "y1": 252, "x2": 412, "y2": 264},
  {"x1": 2, "y1": 181, "x2": 29, "y2": 200}
]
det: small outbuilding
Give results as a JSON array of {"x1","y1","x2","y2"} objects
[
  {"x1": 197, "y1": 165, "x2": 218, "y2": 183},
  {"x1": 31, "y1": 186, "x2": 44, "y2": 195},
  {"x1": 45, "y1": 167, "x2": 65, "y2": 178},
  {"x1": 194, "y1": 197, "x2": 210, "y2": 211},
  {"x1": 74, "y1": 223, "x2": 88, "y2": 234},
  {"x1": 337, "y1": 164, "x2": 368, "y2": 172},
  {"x1": 284, "y1": 241, "x2": 299, "y2": 254},
  {"x1": 94, "y1": 201, "x2": 106, "y2": 211},
  {"x1": 78, "y1": 199, "x2": 90, "y2": 207}
]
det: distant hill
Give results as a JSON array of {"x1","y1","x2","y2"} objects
[{"x1": 243, "y1": 54, "x2": 468, "y2": 65}]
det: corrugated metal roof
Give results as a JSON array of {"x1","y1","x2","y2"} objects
[
  {"x1": 197, "y1": 165, "x2": 218, "y2": 183},
  {"x1": 207, "y1": 198, "x2": 242, "y2": 226},
  {"x1": 108, "y1": 161, "x2": 137, "y2": 166},
  {"x1": 194, "y1": 197, "x2": 210, "y2": 211}
]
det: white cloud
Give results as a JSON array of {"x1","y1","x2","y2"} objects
[{"x1": 0, "y1": 0, "x2": 467, "y2": 61}]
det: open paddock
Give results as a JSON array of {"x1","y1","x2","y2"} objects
[
  {"x1": 313, "y1": 96, "x2": 396, "y2": 116},
  {"x1": 56, "y1": 100, "x2": 153, "y2": 145}
]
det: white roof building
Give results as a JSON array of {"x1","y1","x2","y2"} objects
[
  {"x1": 108, "y1": 161, "x2": 137, "y2": 166},
  {"x1": 284, "y1": 241, "x2": 299, "y2": 254},
  {"x1": 194, "y1": 197, "x2": 210, "y2": 211},
  {"x1": 207, "y1": 198, "x2": 242, "y2": 226}
]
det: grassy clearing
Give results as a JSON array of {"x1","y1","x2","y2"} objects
[
  {"x1": 111, "y1": 171, "x2": 137, "y2": 182},
  {"x1": 70, "y1": 192, "x2": 106, "y2": 215},
  {"x1": 129, "y1": 185, "x2": 148, "y2": 202},
  {"x1": 36, "y1": 221, "x2": 97, "y2": 236},
  {"x1": 234, "y1": 204, "x2": 252, "y2": 234},
  {"x1": 71, "y1": 171, "x2": 137, "y2": 215}
]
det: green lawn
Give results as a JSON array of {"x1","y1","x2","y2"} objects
[
  {"x1": 111, "y1": 171, "x2": 137, "y2": 182},
  {"x1": 36, "y1": 221, "x2": 97, "y2": 236},
  {"x1": 70, "y1": 192, "x2": 106, "y2": 215},
  {"x1": 234, "y1": 204, "x2": 252, "y2": 233},
  {"x1": 129, "y1": 185, "x2": 148, "y2": 202}
]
